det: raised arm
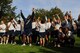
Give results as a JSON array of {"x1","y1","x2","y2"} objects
[
  {"x1": 31, "y1": 8, "x2": 35, "y2": 20},
  {"x1": 20, "y1": 10, "x2": 26, "y2": 21}
]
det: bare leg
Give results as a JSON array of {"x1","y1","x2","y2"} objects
[
  {"x1": 42, "y1": 38, "x2": 45, "y2": 46},
  {"x1": 3, "y1": 36, "x2": 6, "y2": 44},
  {"x1": 6, "y1": 35, "x2": 9, "y2": 44},
  {"x1": 40, "y1": 38, "x2": 42, "y2": 46},
  {"x1": 1, "y1": 36, "x2": 3, "y2": 44},
  {"x1": 27, "y1": 36, "x2": 29, "y2": 44}
]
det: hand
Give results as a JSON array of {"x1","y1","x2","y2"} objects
[
  {"x1": 55, "y1": 14, "x2": 58, "y2": 16},
  {"x1": 20, "y1": 10, "x2": 22, "y2": 12},
  {"x1": 69, "y1": 11, "x2": 71, "y2": 14},
  {"x1": 32, "y1": 8, "x2": 35, "y2": 12}
]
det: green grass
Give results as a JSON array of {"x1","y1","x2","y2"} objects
[{"x1": 0, "y1": 35, "x2": 80, "y2": 53}]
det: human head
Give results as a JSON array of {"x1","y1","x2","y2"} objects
[
  {"x1": 47, "y1": 18, "x2": 50, "y2": 22},
  {"x1": 1, "y1": 21, "x2": 4, "y2": 24},
  {"x1": 17, "y1": 20, "x2": 21, "y2": 24}
]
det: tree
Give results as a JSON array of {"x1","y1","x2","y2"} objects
[
  {"x1": 34, "y1": 7, "x2": 64, "y2": 20},
  {"x1": 50, "y1": 7, "x2": 63, "y2": 18},
  {"x1": 35, "y1": 9, "x2": 48, "y2": 19},
  {"x1": 0, "y1": 0, "x2": 16, "y2": 22}
]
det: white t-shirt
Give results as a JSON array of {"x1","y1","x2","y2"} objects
[
  {"x1": 15, "y1": 24, "x2": 21, "y2": 31},
  {"x1": 8, "y1": 22, "x2": 15, "y2": 30},
  {"x1": 46, "y1": 22, "x2": 51, "y2": 30},
  {"x1": 55, "y1": 24, "x2": 61, "y2": 30},
  {"x1": 39, "y1": 23, "x2": 46, "y2": 32},
  {"x1": 68, "y1": 31, "x2": 72, "y2": 36},
  {"x1": 0, "y1": 24, "x2": 6, "y2": 33},
  {"x1": 36, "y1": 22, "x2": 40, "y2": 31},
  {"x1": 32, "y1": 22, "x2": 36, "y2": 29}
]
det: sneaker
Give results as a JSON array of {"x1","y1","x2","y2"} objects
[
  {"x1": 0, "y1": 43, "x2": 2, "y2": 44},
  {"x1": 38, "y1": 42, "x2": 40, "y2": 44},
  {"x1": 13, "y1": 42, "x2": 16, "y2": 45},
  {"x1": 58, "y1": 44, "x2": 60, "y2": 47},
  {"x1": 29, "y1": 44, "x2": 32, "y2": 47},
  {"x1": 54, "y1": 45, "x2": 56, "y2": 47},
  {"x1": 22, "y1": 44, "x2": 26, "y2": 46}
]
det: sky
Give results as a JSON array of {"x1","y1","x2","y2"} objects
[{"x1": 12, "y1": 0, "x2": 80, "y2": 20}]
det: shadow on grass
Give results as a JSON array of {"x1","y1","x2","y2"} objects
[
  {"x1": 38, "y1": 42, "x2": 80, "y2": 53},
  {"x1": 29, "y1": 52, "x2": 36, "y2": 53},
  {"x1": 38, "y1": 46, "x2": 80, "y2": 53}
]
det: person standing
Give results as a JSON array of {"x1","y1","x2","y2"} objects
[
  {"x1": 7, "y1": 18, "x2": 15, "y2": 44},
  {"x1": 38, "y1": 19, "x2": 46, "y2": 47},
  {"x1": 0, "y1": 20, "x2": 6, "y2": 44},
  {"x1": 21, "y1": 8, "x2": 35, "y2": 46},
  {"x1": 45, "y1": 18, "x2": 51, "y2": 44}
]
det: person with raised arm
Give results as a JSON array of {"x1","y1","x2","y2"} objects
[{"x1": 21, "y1": 8, "x2": 35, "y2": 46}]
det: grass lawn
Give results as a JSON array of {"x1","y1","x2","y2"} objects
[{"x1": 0, "y1": 35, "x2": 80, "y2": 53}]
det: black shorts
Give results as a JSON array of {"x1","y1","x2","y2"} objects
[
  {"x1": 0, "y1": 32, "x2": 5, "y2": 36},
  {"x1": 15, "y1": 31, "x2": 21, "y2": 36},
  {"x1": 39, "y1": 32, "x2": 46, "y2": 38},
  {"x1": 46, "y1": 29, "x2": 50, "y2": 36},
  {"x1": 7, "y1": 30, "x2": 14, "y2": 36},
  {"x1": 23, "y1": 30, "x2": 32, "y2": 36},
  {"x1": 36, "y1": 31, "x2": 39, "y2": 37}
]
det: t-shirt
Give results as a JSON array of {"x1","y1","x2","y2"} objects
[
  {"x1": 0, "y1": 24, "x2": 6, "y2": 33},
  {"x1": 32, "y1": 22, "x2": 36, "y2": 29},
  {"x1": 8, "y1": 22, "x2": 15, "y2": 30},
  {"x1": 15, "y1": 24, "x2": 21, "y2": 31},
  {"x1": 67, "y1": 31, "x2": 72, "y2": 36},
  {"x1": 46, "y1": 22, "x2": 51, "y2": 30},
  {"x1": 36, "y1": 22, "x2": 40, "y2": 31},
  {"x1": 39, "y1": 23, "x2": 46, "y2": 32},
  {"x1": 55, "y1": 24, "x2": 61, "y2": 30}
]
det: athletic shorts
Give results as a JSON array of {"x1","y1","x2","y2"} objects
[
  {"x1": 15, "y1": 31, "x2": 21, "y2": 36},
  {"x1": 0, "y1": 32, "x2": 5, "y2": 36},
  {"x1": 7, "y1": 30, "x2": 14, "y2": 36},
  {"x1": 23, "y1": 29, "x2": 32, "y2": 36},
  {"x1": 46, "y1": 29, "x2": 50, "y2": 36},
  {"x1": 39, "y1": 32, "x2": 46, "y2": 38}
]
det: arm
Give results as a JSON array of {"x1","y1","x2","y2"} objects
[
  {"x1": 20, "y1": 10, "x2": 26, "y2": 21},
  {"x1": 13, "y1": 19, "x2": 17, "y2": 26},
  {"x1": 7, "y1": 22, "x2": 12, "y2": 29},
  {"x1": 31, "y1": 8, "x2": 35, "y2": 20}
]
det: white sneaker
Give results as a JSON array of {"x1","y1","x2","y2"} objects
[
  {"x1": 58, "y1": 44, "x2": 60, "y2": 47},
  {"x1": 22, "y1": 44, "x2": 26, "y2": 46},
  {"x1": 13, "y1": 42, "x2": 16, "y2": 45},
  {"x1": 29, "y1": 44, "x2": 32, "y2": 47},
  {"x1": 38, "y1": 42, "x2": 40, "y2": 44},
  {"x1": 0, "y1": 43, "x2": 2, "y2": 44},
  {"x1": 54, "y1": 45, "x2": 56, "y2": 47}
]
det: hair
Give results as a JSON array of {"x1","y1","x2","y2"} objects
[
  {"x1": 32, "y1": 17, "x2": 36, "y2": 22},
  {"x1": 59, "y1": 27, "x2": 63, "y2": 30},
  {"x1": 18, "y1": 20, "x2": 21, "y2": 24},
  {"x1": 41, "y1": 19, "x2": 45, "y2": 24},
  {"x1": 65, "y1": 27, "x2": 70, "y2": 34},
  {"x1": 78, "y1": 14, "x2": 80, "y2": 21}
]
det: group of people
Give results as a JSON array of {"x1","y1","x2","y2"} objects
[{"x1": 0, "y1": 8, "x2": 80, "y2": 47}]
